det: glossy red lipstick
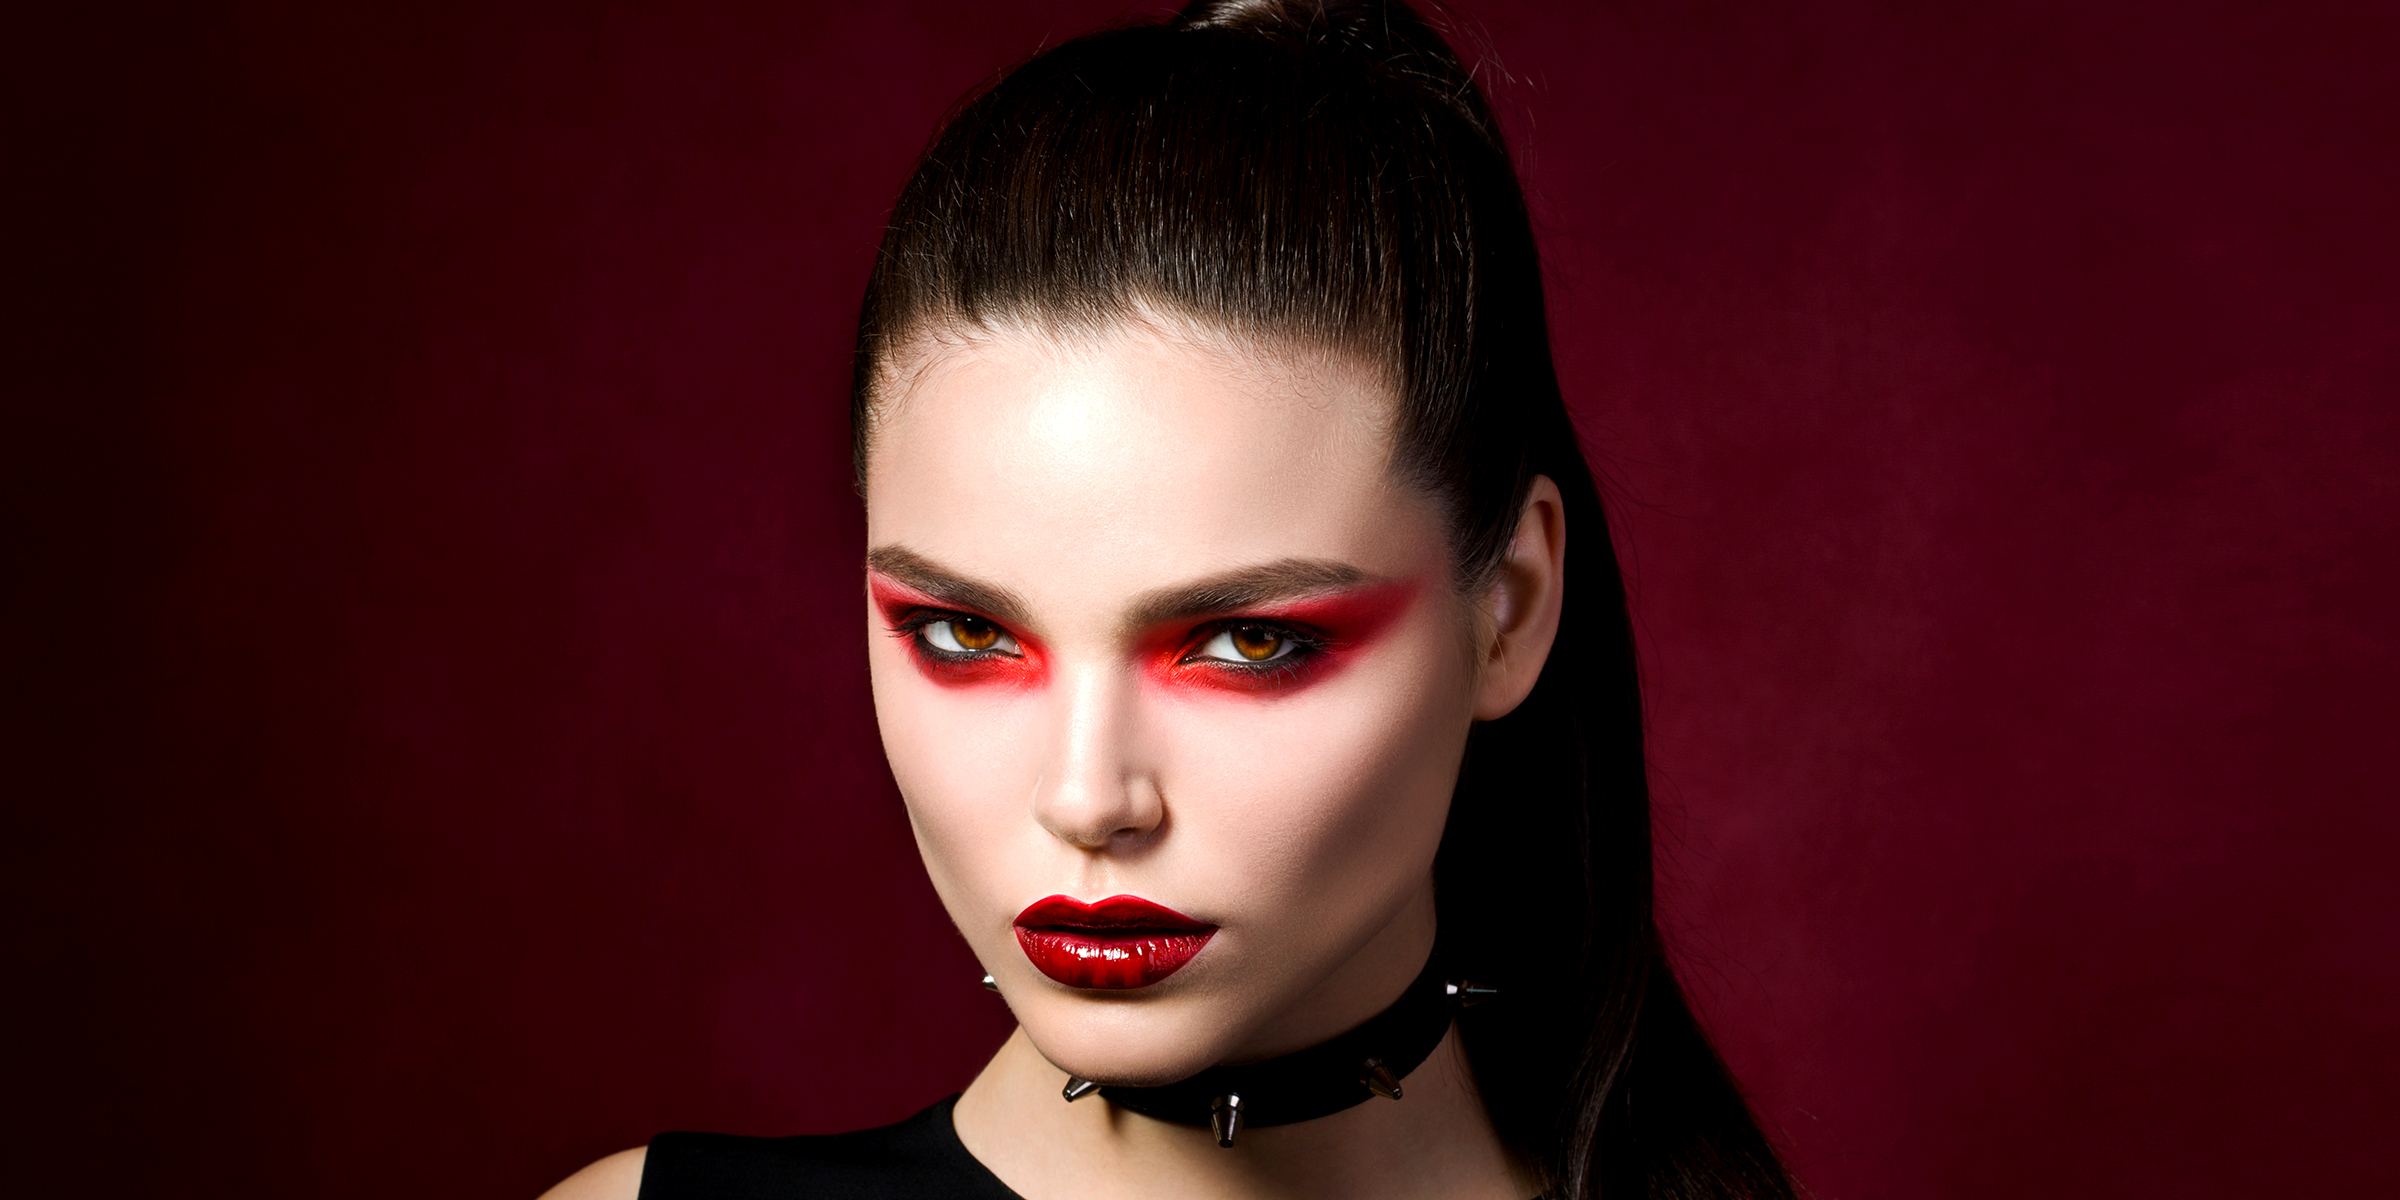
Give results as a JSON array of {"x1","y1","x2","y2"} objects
[{"x1": 1014, "y1": 895, "x2": 1217, "y2": 990}]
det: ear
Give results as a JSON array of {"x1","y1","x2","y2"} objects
[{"x1": 1473, "y1": 474, "x2": 1567, "y2": 721}]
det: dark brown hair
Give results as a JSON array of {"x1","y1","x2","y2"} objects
[{"x1": 853, "y1": 2, "x2": 1794, "y2": 1196}]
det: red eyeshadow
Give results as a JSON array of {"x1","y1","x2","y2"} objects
[
  {"x1": 868, "y1": 575, "x2": 1047, "y2": 689},
  {"x1": 1142, "y1": 578, "x2": 1421, "y2": 696}
]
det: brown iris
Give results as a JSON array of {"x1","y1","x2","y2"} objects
[
  {"x1": 1228, "y1": 625, "x2": 1284, "y2": 661},
  {"x1": 949, "y1": 617, "x2": 1002, "y2": 651}
]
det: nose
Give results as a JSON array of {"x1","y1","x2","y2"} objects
[{"x1": 1030, "y1": 662, "x2": 1163, "y2": 851}]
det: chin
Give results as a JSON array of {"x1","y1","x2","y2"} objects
[{"x1": 1010, "y1": 985, "x2": 1253, "y2": 1087}]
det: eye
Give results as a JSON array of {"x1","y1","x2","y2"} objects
[
  {"x1": 1193, "y1": 623, "x2": 1298, "y2": 664},
  {"x1": 920, "y1": 615, "x2": 1018, "y2": 656}
]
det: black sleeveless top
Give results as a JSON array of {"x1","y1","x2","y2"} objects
[{"x1": 640, "y1": 1096, "x2": 1022, "y2": 1199}]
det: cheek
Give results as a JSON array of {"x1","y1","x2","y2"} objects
[
  {"x1": 1152, "y1": 627, "x2": 1472, "y2": 911},
  {"x1": 867, "y1": 636, "x2": 1046, "y2": 897}
]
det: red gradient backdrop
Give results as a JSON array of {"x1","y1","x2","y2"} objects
[{"x1": 9, "y1": 2, "x2": 2396, "y2": 1197}]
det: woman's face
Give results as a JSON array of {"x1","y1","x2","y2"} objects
[{"x1": 862, "y1": 318, "x2": 1482, "y2": 1085}]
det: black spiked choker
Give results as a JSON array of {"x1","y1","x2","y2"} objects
[{"x1": 1058, "y1": 956, "x2": 1495, "y2": 1147}]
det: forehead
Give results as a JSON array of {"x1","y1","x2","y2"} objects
[{"x1": 863, "y1": 320, "x2": 1442, "y2": 606}]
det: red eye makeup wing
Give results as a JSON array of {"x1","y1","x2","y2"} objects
[
  {"x1": 1141, "y1": 578, "x2": 1421, "y2": 694},
  {"x1": 867, "y1": 575, "x2": 949, "y2": 624},
  {"x1": 1239, "y1": 579, "x2": 1419, "y2": 644}
]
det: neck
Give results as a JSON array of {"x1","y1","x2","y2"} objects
[{"x1": 953, "y1": 1025, "x2": 1534, "y2": 1200}]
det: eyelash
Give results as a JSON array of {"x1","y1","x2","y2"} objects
[
  {"x1": 888, "y1": 609, "x2": 1023, "y2": 664},
  {"x1": 888, "y1": 610, "x2": 1328, "y2": 679},
  {"x1": 1176, "y1": 620, "x2": 1328, "y2": 679}
]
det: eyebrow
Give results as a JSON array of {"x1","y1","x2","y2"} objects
[
  {"x1": 864, "y1": 547, "x2": 1374, "y2": 635},
  {"x1": 865, "y1": 545, "x2": 1035, "y2": 629},
  {"x1": 1123, "y1": 558, "x2": 1370, "y2": 631}
]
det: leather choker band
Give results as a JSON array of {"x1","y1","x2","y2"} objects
[{"x1": 1060, "y1": 955, "x2": 1496, "y2": 1147}]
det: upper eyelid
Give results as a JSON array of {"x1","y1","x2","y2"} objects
[
  {"x1": 897, "y1": 607, "x2": 1310, "y2": 638},
  {"x1": 891, "y1": 606, "x2": 1002, "y2": 631},
  {"x1": 1186, "y1": 616, "x2": 1326, "y2": 644}
]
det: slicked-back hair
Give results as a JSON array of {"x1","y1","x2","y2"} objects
[{"x1": 852, "y1": 3, "x2": 1795, "y2": 1197}]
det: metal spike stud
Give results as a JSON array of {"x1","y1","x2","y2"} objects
[
  {"x1": 981, "y1": 973, "x2": 999, "y2": 992},
  {"x1": 1444, "y1": 979, "x2": 1499, "y2": 1006},
  {"x1": 1062, "y1": 1076, "x2": 1101, "y2": 1102},
  {"x1": 1210, "y1": 1093, "x2": 1245, "y2": 1148},
  {"x1": 1360, "y1": 1057, "x2": 1403, "y2": 1101}
]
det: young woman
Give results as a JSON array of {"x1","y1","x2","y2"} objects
[{"x1": 550, "y1": 2, "x2": 1793, "y2": 1197}]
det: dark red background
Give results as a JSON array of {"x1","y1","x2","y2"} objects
[{"x1": 10, "y1": 1, "x2": 2396, "y2": 1196}]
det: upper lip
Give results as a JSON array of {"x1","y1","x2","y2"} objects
[{"x1": 1014, "y1": 894, "x2": 1214, "y2": 933}]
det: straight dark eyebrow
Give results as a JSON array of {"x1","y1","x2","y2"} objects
[
  {"x1": 865, "y1": 545, "x2": 1035, "y2": 629},
  {"x1": 1124, "y1": 558, "x2": 1372, "y2": 631}
]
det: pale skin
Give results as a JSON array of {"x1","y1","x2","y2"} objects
[{"x1": 546, "y1": 313, "x2": 1567, "y2": 1200}]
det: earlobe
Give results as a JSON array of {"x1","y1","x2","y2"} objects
[{"x1": 1473, "y1": 475, "x2": 1566, "y2": 721}]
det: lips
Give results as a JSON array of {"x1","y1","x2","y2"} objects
[{"x1": 1013, "y1": 894, "x2": 1217, "y2": 989}]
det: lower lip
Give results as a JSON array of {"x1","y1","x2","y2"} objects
[{"x1": 1014, "y1": 927, "x2": 1216, "y2": 989}]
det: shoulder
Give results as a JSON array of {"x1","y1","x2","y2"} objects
[
  {"x1": 539, "y1": 1146, "x2": 646, "y2": 1200},
  {"x1": 537, "y1": 1098, "x2": 1012, "y2": 1200}
]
